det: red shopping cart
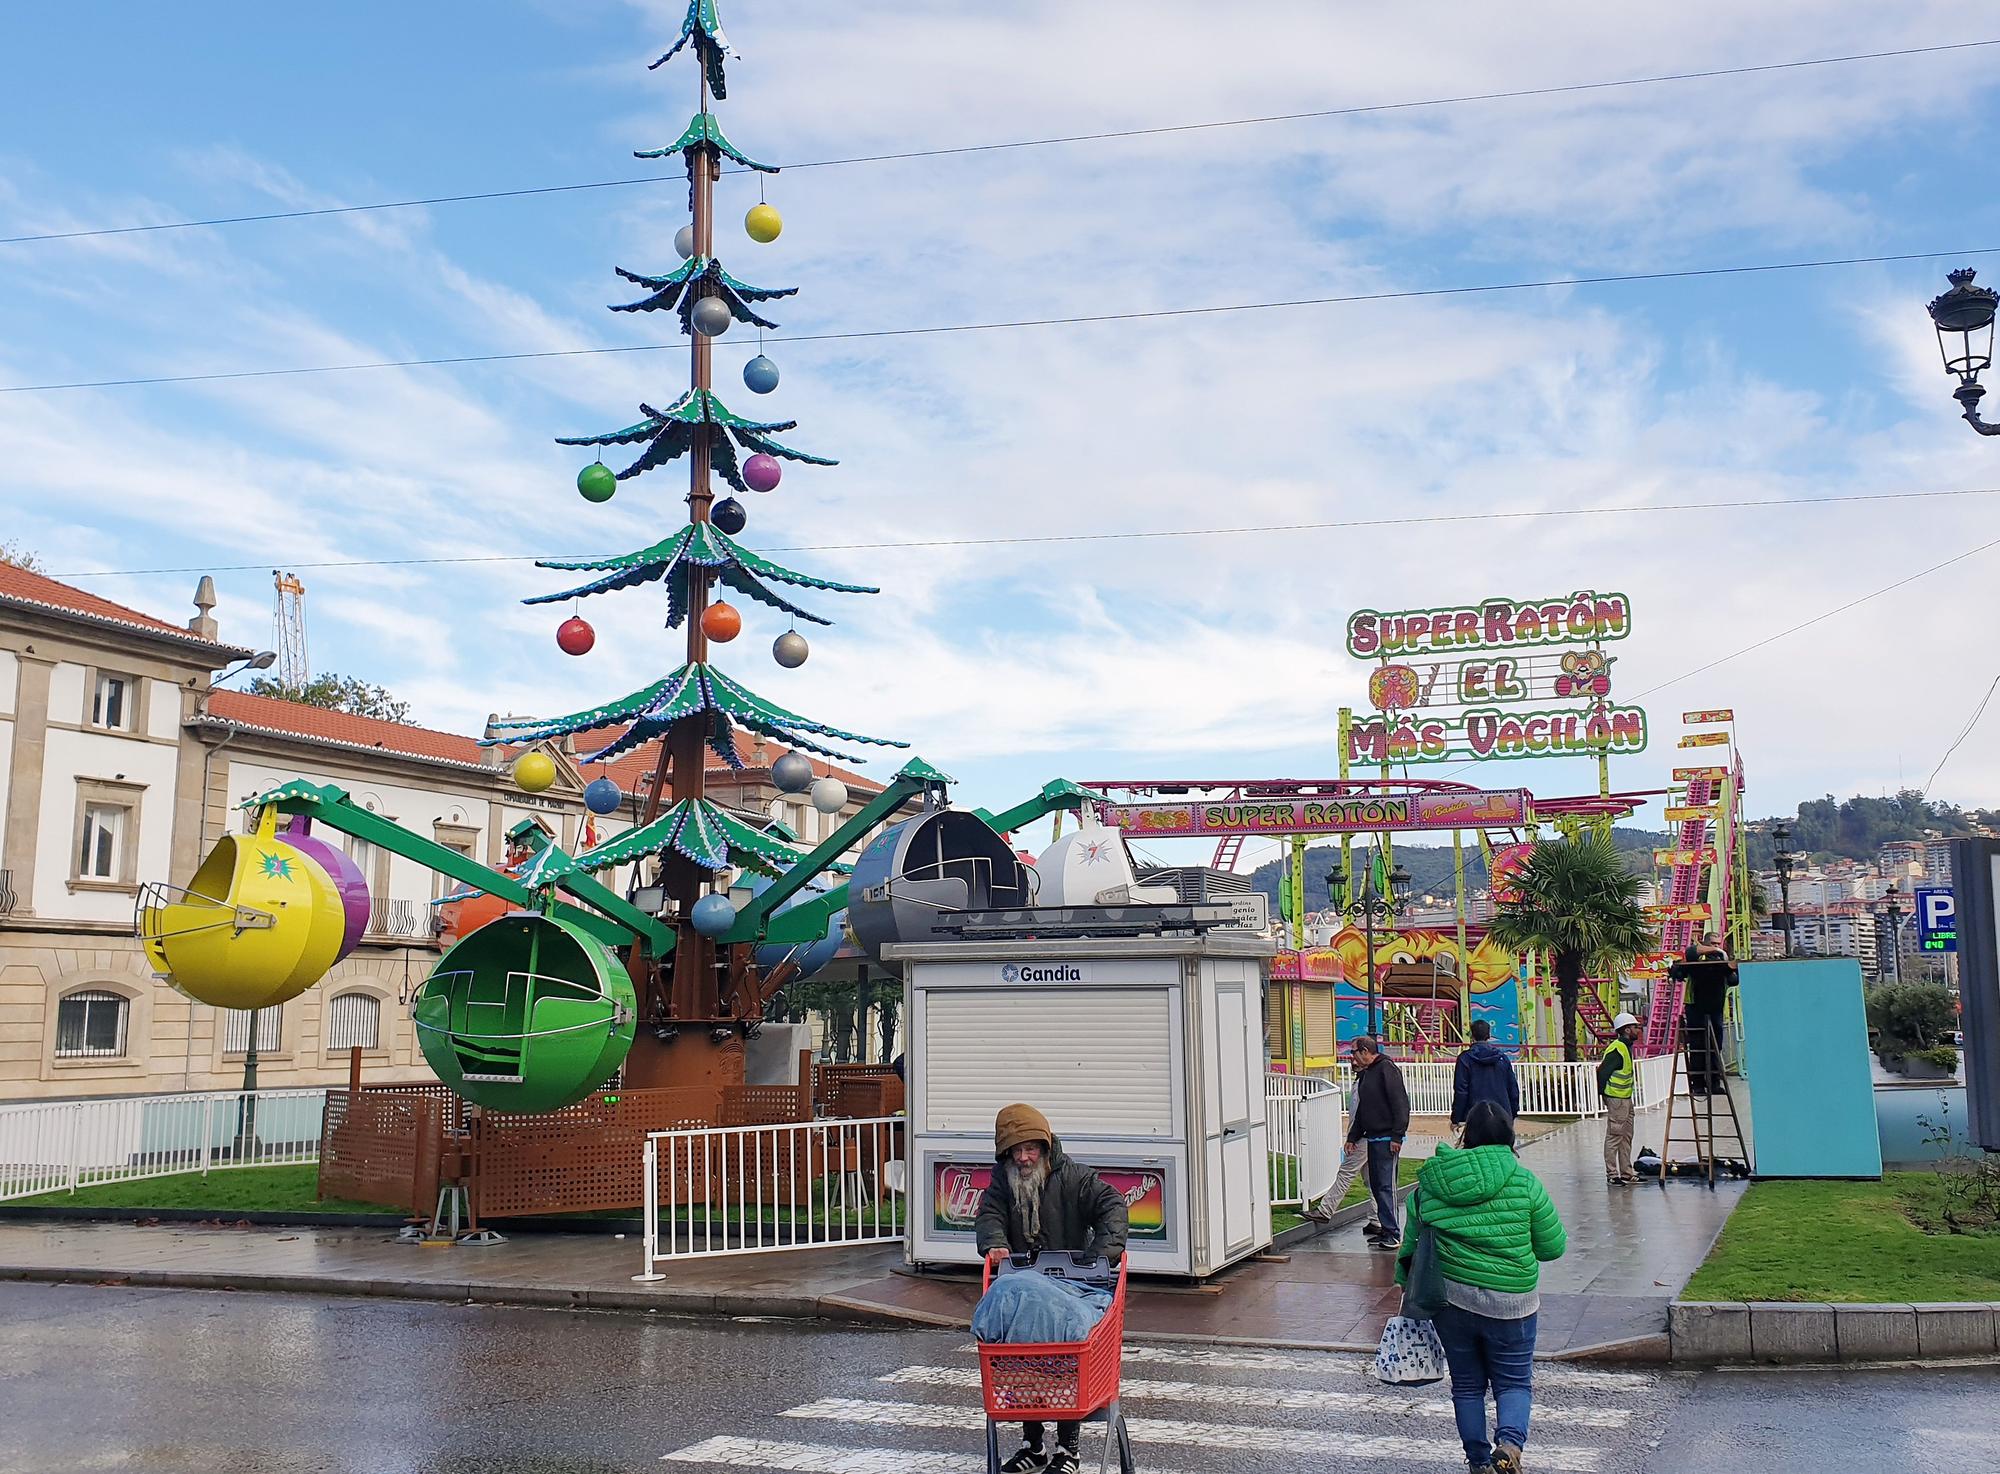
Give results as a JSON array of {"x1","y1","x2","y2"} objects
[{"x1": 978, "y1": 1251, "x2": 1133, "y2": 1474}]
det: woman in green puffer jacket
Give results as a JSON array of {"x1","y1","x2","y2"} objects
[{"x1": 1395, "y1": 1101, "x2": 1566, "y2": 1474}]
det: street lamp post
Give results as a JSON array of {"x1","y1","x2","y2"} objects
[
  {"x1": 1925, "y1": 269, "x2": 2000, "y2": 435},
  {"x1": 1772, "y1": 823, "x2": 1795, "y2": 959},
  {"x1": 1882, "y1": 882, "x2": 1903, "y2": 985},
  {"x1": 1327, "y1": 859, "x2": 1412, "y2": 1038}
]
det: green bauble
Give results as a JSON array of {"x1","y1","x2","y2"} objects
[{"x1": 577, "y1": 462, "x2": 617, "y2": 503}]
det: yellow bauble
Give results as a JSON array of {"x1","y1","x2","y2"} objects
[
  {"x1": 744, "y1": 203, "x2": 783, "y2": 243},
  {"x1": 514, "y1": 751, "x2": 557, "y2": 793}
]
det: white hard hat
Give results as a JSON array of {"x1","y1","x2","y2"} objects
[{"x1": 1612, "y1": 1012, "x2": 1639, "y2": 1031}]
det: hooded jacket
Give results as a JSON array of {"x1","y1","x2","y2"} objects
[
  {"x1": 974, "y1": 1109, "x2": 1129, "y2": 1263},
  {"x1": 1451, "y1": 1042, "x2": 1521, "y2": 1125},
  {"x1": 1394, "y1": 1143, "x2": 1566, "y2": 1295}
]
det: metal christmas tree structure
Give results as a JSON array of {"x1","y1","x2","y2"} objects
[{"x1": 491, "y1": 0, "x2": 907, "y2": 1087}]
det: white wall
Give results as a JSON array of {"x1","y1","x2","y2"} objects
[
  {"x1": 0, "y1": 648, "x2": 16, "y2": 872},
  {"x1": 35, "y1": 719, "x2": 180, "y2": 923},
  {"x1": 144, "y1": 678, "x2": 181, "y2": 741}
]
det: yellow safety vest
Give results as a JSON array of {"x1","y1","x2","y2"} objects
[{"x1": 1602, "y1": 1038, "x2": 1635, "y2": 1099}]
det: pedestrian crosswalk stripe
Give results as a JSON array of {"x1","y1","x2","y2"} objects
[
  {"x1": 955, "y1": 1341, "x2": 1658, "y2": 1392},
  {"x1": 885, "y1": 1364, "x2": 1630, "y2": 1427},
  {"x1": 661, "y1": 1435, "x2": 1198, "y2": 1474},
  {"x1": 782, "y1": 1398, "x2": 1604, "y2": 1472}
]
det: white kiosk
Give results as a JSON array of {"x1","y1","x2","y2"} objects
[{"x1": 891, "y1": 929, "x2": 1275, "y2": 1278}]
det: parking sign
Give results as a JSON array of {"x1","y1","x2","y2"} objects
[{"x1": 1916, "y1": 886, "x2": 1957, "y2": 953}]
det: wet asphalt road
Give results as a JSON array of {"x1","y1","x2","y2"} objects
[{"x1": 0, "y1": 1282, "x2": 1992, "y2": 1474}]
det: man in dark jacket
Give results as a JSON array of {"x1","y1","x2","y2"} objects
[
  {"x1": 1452, "y1": 1019, "x2": 1521, "y2": 1128},
  {"x1": 1346, "y1": 1036, "x2": 1411, "y2": 1249},
  {"x1": 975, "y1": 1103, "x2": 1128, "y2": 1474}
]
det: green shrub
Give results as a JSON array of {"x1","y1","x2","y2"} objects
[
  {"x1": 1867, "y1": 980, "x2": 1957, "y2": 1054},
  {"x1": 1916, "y1": 1044, "x2": 1962, "y2": 1071}
]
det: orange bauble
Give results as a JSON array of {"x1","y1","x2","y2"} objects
[{"x1": 700, "y1": 601, "x2": 742, "y2": 642}]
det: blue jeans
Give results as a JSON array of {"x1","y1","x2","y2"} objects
[
  {"x1": 1366, "y1": 1139, "x2": 1400, "y2": 1239},
  {"x1": 1433, "y1": 1304, "x2": 1537, "y2": 1464}
]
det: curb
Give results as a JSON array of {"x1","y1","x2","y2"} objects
[{"x1": 1670, "y1": 1300, "x2": 2000, "y2": 1365}]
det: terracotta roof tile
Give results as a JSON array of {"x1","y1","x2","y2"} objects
[{"x1": 0, "y1": 563, "x2": 243, "y2": 651}]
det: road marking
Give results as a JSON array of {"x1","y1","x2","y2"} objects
[
  {"x1": 888, "y1": 1364, "x2": 1630, "y2": 1427},
  {"x1": 957, "y1": 1341, "x2": 1661, "y2": 1392},
  {"x1": 782, "y1": 1398, "x2": 1604, "y2": 1472},
  {"x1": 662, "y1": 1435, "x2": 1199, "y2": 1474}
]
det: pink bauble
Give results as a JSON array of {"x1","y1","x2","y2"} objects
[
  {"x1": 743, "y1": 454, "x2": 782, "y2": 493},
  {"x1": 557, "y1": 616, "x2": 596, "y2": 656}
]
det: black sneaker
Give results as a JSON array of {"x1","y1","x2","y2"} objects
[
  {"x1": 1045, "y1": 1449, "x2": 1081, "y2": 1474},
  {"x1": 1371, "y1": 1236, "x2": 1401, "y2": 1250},
  {"x1": 998, "y1": 1445, "x2": 1048, "y2": 1473},
  {"x1": 1362, "y1": 1221, "x2": 1384, "y2": 1237}
]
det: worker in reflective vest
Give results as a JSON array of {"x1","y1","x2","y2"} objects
[{"x1": 1597, "y1": 1014, "x2": 1641, "y2": 1185}]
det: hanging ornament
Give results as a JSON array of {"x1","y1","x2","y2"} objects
[
  {"x1": 743, "y1": 355, "x2": 781, "y2": 395},
  {"x1": 743, "y1": 453, "x2": 782, "y2": 493},
  {"x1": 771, "y1": 752, "x2": 814, "y2": 793},
  {"x1": 710, "y1": 497, "x2": 747, "y2": 535},
  {"x1": 700, "y1": 601, "x2": 742, "y2": 642},
  {"x1": 674, "y1": 224, "x2": 697, "y2": 260},
  {"x1": 744, "y1": 203, "x2": 783, "y2": 243},
  {"x1": 556, "y1": 616, "x2": 596, "y2": 656},
  {"x1": 583, "y1": 777, "x2": 623, "y2": 816},
  {"x1": 772, "y1": 630, "x2": 809, "y2": 668},
  {"x1": 513, "y1": 752, "x2": 557, "y2": 793},
  {"x1": 577, "y1": 461, "x2": 617, "y2": 503},
  {"x1": 691, "y1": 296, "x2": 733, "y2": 337},
  {"x1": 690, "y1": 893, "x2": 737, "y2": 937},
  {"x1": 810, "y1": 777, "x2": 848, "y2": 815}
]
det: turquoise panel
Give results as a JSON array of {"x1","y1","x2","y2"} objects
[{"x1": 1739, "y1": 958, "x2": 1883, "y2": 1179}]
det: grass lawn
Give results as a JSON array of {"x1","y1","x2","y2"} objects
[
  {"x1": 11, "y1": 1165, "x2": 393, "y2": 1216},
  {"x1": 1682, "y1": 1174, "x2": 2000, "y2": 1304}
]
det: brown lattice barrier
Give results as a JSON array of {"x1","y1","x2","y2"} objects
[
  {"x1": 471, "y1": 1087, "x2": 722, "y2": 1218},
  {"x1": 318, "y1": 1089, "x2": 446, "y2": 1216}
]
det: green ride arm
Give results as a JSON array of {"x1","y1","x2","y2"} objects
[
  {"x1": 975, "y1": 778, "x2": 1109, "y2": 838},
  {"x1": 250, "y1": 780, "x2": 672, "y2": 954},
  {"x1": 724, "y1": 777, "x2": 928, "y2": 941}
]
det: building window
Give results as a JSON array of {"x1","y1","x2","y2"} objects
[
  {"x1": 222, "y1": 1006, "x2": 282, "y2": 1054},
  {"x1": 77, "y1": 803, "x2": 126, "y2": 880},
  {"x1": 90, "y1": 672, "x2": 134, "y2": 730},
  {"x1": 325, "y1": 993, "x2": 381, "y2": 1052},
  {"x1": 55, "y1": 990, "x2": 129, "y2": 1059}
]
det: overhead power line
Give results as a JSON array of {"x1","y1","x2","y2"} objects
[
  {"x1": 5, "y1": 243, "x2": 1995, "y2": 396},
  {"x1": 1921, "y1": 672, "x2": 2000, "y2": 798},
  {"x1": 3, "y1": 38, "x2": 1994, "y2": 248},
  {"x1": 44, "y1": 485, "x2": 2000, "y2": 581}
]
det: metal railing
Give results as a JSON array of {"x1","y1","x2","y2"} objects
[
  {"x1": 635, "y1": 1114, "x2": 905, "y2": 1276},
  {"x1": 1310, "y1": 1056, "x2": 1663, "y2": 1120},
  {"x1": 1265, "y1": 1071, "x2": 1342, "y2": 1208},
  {"x1": 0, "y1": 1088, "x2": 327, "y2": 1203},
  {"x1": 368, "y1": 897, "x2": 437, "y2": 941}
]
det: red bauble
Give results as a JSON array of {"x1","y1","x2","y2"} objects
[
  {"x1": 556, "y1": 616, "x2": 596, "y2": 656},
  {"x1": 700, "y1": 602, "x2": 742, "y2": 643}
]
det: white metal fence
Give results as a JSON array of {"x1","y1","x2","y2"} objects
[
  {"x1": 0, "y1": 1089, "x2": 326, "y2": 1204},
  {"x1": 1265, "y1": 1072, "x2": 1342, "y2": 1208},
  {"x1": 636, "y1": 1114, "x2": 905, "y2": 1276},
  {"x1": 1312, "y1": 1055, "x2": 1674, "y2": 1120}
]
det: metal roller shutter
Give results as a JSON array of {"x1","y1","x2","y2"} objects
[{"x1": 923, "y1": 987, "x2": 1174, "y2": 1137}]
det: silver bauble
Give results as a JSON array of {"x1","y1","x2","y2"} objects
[
  {"x1": 772, "y1": 630, "x2": 810, "y2": 668},
  {"x1": 674, "y1": 224, "x2": 697, "y2": 260},
  {"x1": 771, "y1": 752, "x2": 814, "y2": 793},
  {"x1": 810, "y1": 777, "x2": 848, "y2": 814},
  {"x1": 690, "y1": 296, "x2": 734, "y2": 337}
]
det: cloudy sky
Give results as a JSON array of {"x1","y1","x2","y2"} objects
[{"x1": 4, "y1": 2, "x2": 1997, "y2": 867}]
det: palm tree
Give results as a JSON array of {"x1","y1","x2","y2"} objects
[{"x1": 1487, "y1": 833, "x2": 1654, "y2": 1062}]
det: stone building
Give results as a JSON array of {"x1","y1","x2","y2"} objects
[{"x1": 0, "y1": 565, "x2": 882, "y2": 1102}]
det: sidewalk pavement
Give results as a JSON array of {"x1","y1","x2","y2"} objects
[{"x1": 0, "y1": 1120, "x2": 1741, "y2": 1360}]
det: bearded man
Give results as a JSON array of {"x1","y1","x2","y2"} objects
[{"x1": 973, "y1": 1103, "x2": 1129, "y2": 1474}]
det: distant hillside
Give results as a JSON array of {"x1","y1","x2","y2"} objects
[{"x1": 1248, "y1": 827, "x2": 1666, "y2": 910}]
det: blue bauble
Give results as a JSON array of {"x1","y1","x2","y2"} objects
[
  {"x1": 690, "y1": 893, "x2": 738, "y2": 938},
  {"x1": 583, "y1": 777, "x2": 623, "y2": 816},
  {"x1": 743, "y1": 355, "x2": 781, "y2": 395},
  {"x1": 711, "y1": 497, "x2": 747, "y2": 535}
]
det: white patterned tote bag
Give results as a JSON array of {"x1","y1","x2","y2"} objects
[{"x1": 1373, "y1": 1314, "x2": 1448, "y2": 1385}]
